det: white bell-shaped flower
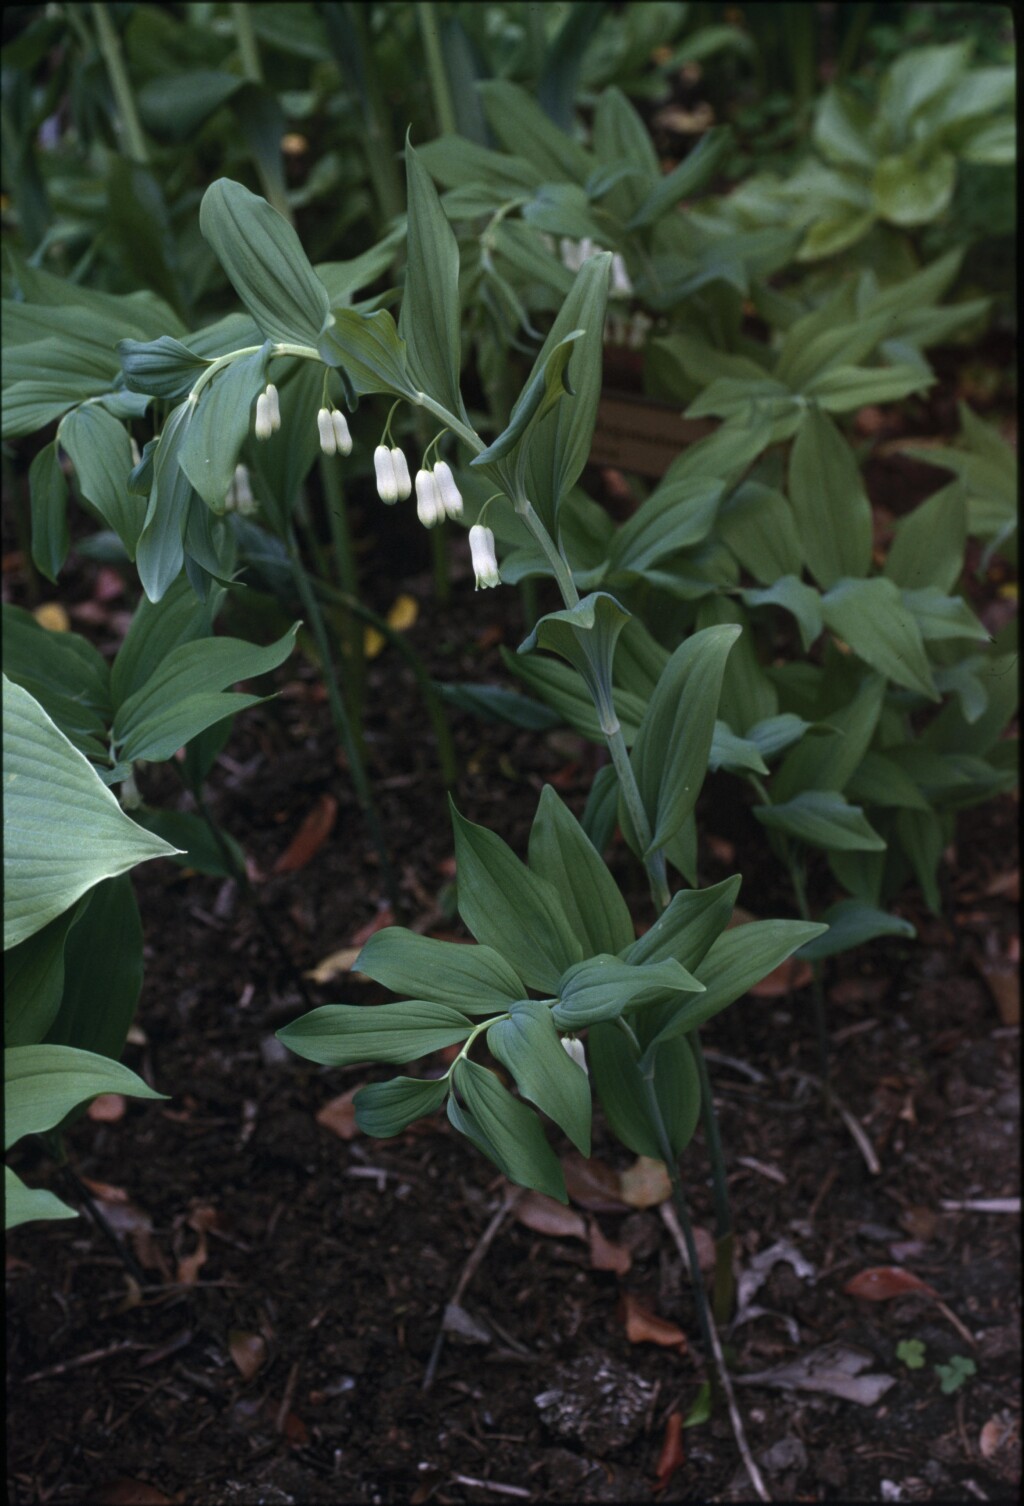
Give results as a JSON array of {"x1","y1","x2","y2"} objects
[
  {"x1": 432, "y1": 461, "x2": 463, "y2": 520},
  {"x1": 561, "y1": 1036, "x2": 588, "y2": 1074},
  {"x1": 390, "y1": 446, "x2": 412, "y2": 500},
  {"x1": 468, "y1": 524, "x2": 500, "y2": 589},
  {"x1": 265, "y1": 383, "x2": 281, "y2": 431},
  {"x1": 610, "y1": 253, "x2": 633, "y2": 297},
  {"x1": 254, "y1": 391, "x2": 273, "y2": 441},
  {"x1": 415, "y1": 468, "x2": 443, "y2": 528},
  {"x1": 332, "y1": 410, "x2": 353, "y2": 455},
  {"x1": 317, "y1": 407, "x2": 337, "y2": 455},
  {"x1": 374, "y1": 444, "x2": 399, "y2": 503}
]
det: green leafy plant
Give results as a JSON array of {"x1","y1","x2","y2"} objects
[
  {"x1": 896, "y1": 1338, "x2": 927, "y2": 1369},
  {"x1": 935, "y1": 1355, "x2": 977, "y2": 1394}
]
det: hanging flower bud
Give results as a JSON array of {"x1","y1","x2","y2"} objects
[
  {"x1": 390, "y1": 446, "x2": 412, "y2": 500},
  {"x1": 374, "y1": 444, "x2": 399, "y2": 503},
  {"x1": 415, "y1": 468, "x2": 442, "y2": 528},
  {"x1": 331, "y1": 410, "x2": 353, "y2": 456},
  {"x1": 610, "y1": 253, "x2": 633, "y2": 296},
  {"x1": 265, "y1": 383, "x2": 281, "y2": 431},
  {"x1": 432, "y1": 461, "x2": 463, "y2": 520},
  {"x1": 317, "y1": 407, "x2": 337, "y2": 455},
  {"x1": 469, "y1": 524, "x2": 500, "y2": 589},
  {"x1": 561, "y1": 1036, "x2": 588, "y2": 1074},
  {"x1": 224, "y1": 464, "x2": 257, "y2": 516},
  {"x1": 254, "y1": 391, "x2": 273, "y2": 441}
]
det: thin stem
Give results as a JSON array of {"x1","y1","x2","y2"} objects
[
  {"x1": 518, "y1": 501, "x2": 578, "y2": 607},
  {"x1": 92, "y1": 3, "x2": 149, "y2": 163},
  {"x1": 320, "y1": 455, "x2": 365, "y2": 707},
  {"x1": 692, "y1": 1034, "x2": 736, "y2": 1326},
  {"x1": 285, "y1": 524, "x2": 403, "y2": 915},
  {"x1": 418, "y1": 3, "x2": 457, "y2": 137},
  {"x1": 231, "y1": 2, "x2": 263, "y2": 81}
]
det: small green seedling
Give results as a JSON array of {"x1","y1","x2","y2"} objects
[
  {"x1": 935, "y1": 1356, "x2": 977, "y2": 1394},
  {"x1": 896, "y1": 1338, "x2": 927, "y2": 1370}
]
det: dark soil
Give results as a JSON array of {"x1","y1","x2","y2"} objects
[{"x1": 5, "y1": 423, "x2": 1020, "y2": 1503}]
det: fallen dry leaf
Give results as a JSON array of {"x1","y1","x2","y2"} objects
[
  {"x1": 516, "y1": 1191, "x2": 587, "y2": 1240},
  {"x1": 316, "y1": 1088, "x2": 362, "y2": 1140},
  {"x1": 80, "y1": 1177, "x2": 132, "y2": 1203},
  {"x1": 653, "y1": 1411, "x2": 685, "y2": 1493},
  {"x1": 305, "y1": 945, "x2": 363, "y2": 984},
  {"x1": 619, "y1": 1292, "x2": 687, "y2": 1352},
  {"x1": 979, "y1": 1413, "x2": 1015, "y2": 1460},
  {"x1": 749, "y1": 955, "x2": 814, "y2": 997},
  {"x1": 272, "y1": 793, "x2": 338, "y2": 874},
  {"x1": 350, "y1": 907, "x2": 396, "y2": 947},
  {"x1": 587, "y1": 1218, "x2": 632, "y2": 1276},
  {"x1": 229, "y1": 1329, "x2": 268, "y2": 1381},
  {"x1": 844, "y1": 1266, "x2": 941, "y2": 1302},
  {"x1": 975, "y1": 955, "x2": 1020, "y2": 1026},
  {"x1": 87, "y1": 1093, "x2": 127, "y2": 1123},
  {"x1": 175, "y1": 1230, "x2": 208, "y2": 1286},
  {"x1": 33, "y1": 602, "x2": 70, "y2": 632},
  {"x1": 738, "y1": 1344, "x2": 896, "y2": 1406},
  {"x1": 562, "y1": 1153, "x2": 630, "y2": 1212},
  {"x1": 619, "y1": 1156, "x2": 672, "y2": 1209}
]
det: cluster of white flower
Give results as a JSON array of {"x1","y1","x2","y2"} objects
[
  {"x1": 604, "y1": 308, "x2": 653, "y2": 350},
  {"x1": 373, "y1": 444, "x2": 413, "y2": 504},
  {"x1": 317, "y1": 407, "x2": 353, "y2": 456},
  {"x1": 254, "y1": 383, "x2": 281, "y2": 440},
  {"x1": 223, "y1": 463, "x2": 259, "y2": 517},
  {"x1": 415, "y1": 460, "x2": 463, "y2": 528},
  {"x1": 558, "y1": 237, "x2": 633, "y2": 297}
]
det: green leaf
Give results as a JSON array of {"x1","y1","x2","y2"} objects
[
  {"x1": 900, "y1": 587, "x2": 989, "y2": 644},
  {"x1": 44, "y1": 876, "x2": 143, "y2": 1063},
  {"x1": 822, "y1": 578, "x2": 939, "y2": 699},
  {"x1": 797, "y1": 207, "x2": 876, "y2": 262},
  {"x1": 4, "y1": 1042, "x2": 165, "y2": 1150},
  {"x1": 135, "y1": 401, "x2": 195, "y2": 601},
  {"x1": 845, "y1": 750, "x2": 932, "y2": 811},
  {"x1": 317, "y1": 306, "x2": 417, "y2": 399},
  {"x1": 473, "y1": 331, "x2": 582, "y2": 466},
  {"x1": 593, "y1": 87, "x2": 659, "y2": 220},
  {"x1": 797, "y1": 900, "x2": 915, "y2": 961},
  {"x1": 625, "y1": 876, "x2": 742, "y2": 972},
  {"x1": 528, "y1": 785, "x2": 633, "y2": 957},
  {"x1": 477, "y1": 80, "x2": 592, "y2": 184},
  {"x1": 417, "y1": 135, "x2": 544, "y2": 193},
  {"x1": 111, "y1": 625, "x2": 297, "y2": 764},
  {"x1": 813, "y1": 87, "x2": 877, "y2": 170},
  {"x1": 743, "y1": 576, "x2": 824, "y2": 653},
  {"x1": 745, "y1": 714, "x2": 813, "y2": 762},
  {"x1": 754, "y1": 790, "x2": 887, "y2": 852},
  {"x1": 354, "y1": 1076, "x2": 449, "y2": 1138},
  {"x1": 552, "y1": 955, "x2": 703, "y2": 1030},
  {"x1": 581, "y1": 763, "x2": 620, "y2": 855},
  {"x1": 57, "y1": 404, "x2": 143, "y2": 560},
  {"x1": 3, "y1": 677, "x2": 177, "y2": 949},
  {"x1": 520, "y1": 255, "x2": 611, "y2": 533},
  {"x1": 874, "y1": 150, "x2": 956, "y2": 226},
  {"x1": 28, "y1": 442, "x2": 70, "y2": 583},
  {"x1": 883, "y1": 482, "x2": 967, "y2": 593},
  {"x1": 451, "y1": 802, "x2": 582, "y2": 992},
  {"x1": 130, "y1": 808, "x2": 244, "y2": 879},
  {"x1": 716, "y1": 480, "x2": 803, "y2": 583},
  {"x1": 518, "y1": 592, "x2": 632, "y2": 735},
  {"x1": 355, "y1": 928, "x2": 525, "y2": 1015},
  {"x1": 503, "y1": 646, "x2": 647, "y2": 745},
  {"x1": 199, "y1": 178, "x2": 329, "y2": 345},
  {"x1": 626, "y1": 128, "x2": 733, "y2": 229},
  {"x1": 110, "y1": 574, "x2": 218, "y2": 710},
  {"x1": 772, "y1": 673, "x2": 886, "y2": 802},
  {"x1": 5, "y1": 1165, "x2": 76, "y2": 1230},
  {"x1": 276, "y1": 1000, "x2": 473, "y2": 1067},
  {"x1": 896, "y1": 808, "x2": 945, "y2": 912},
  {"x1": 487, "y1": 1000, "x2": 591, "y2": 1153},
  {"x1": 4, "y1": 903, "x2": 83, "y2": 1047},
  {"x1": 609, "y1": 477, "x2": 724, "y2": 575},
  {"x1": 399, "y1": 138, "x2": 465, "y2": 419},
  {"x1": 453, "y1": 1058, "x2": 567, "y2": 1201},
  {"x1": 789, "y1": 408, "x2": 872, "y2": 588},
  {"x1": 709, "y1": 721, "x2": 769, "y2": 776},
  {"x1": 587, "y1": 1025, "x2": 700, "y2": 1159},
  {"x1": 118, "y1": 335, "x2": 210, "y2": 399},
  {"x1": 179, "y1": 347, "x2": 270, "y2": 511},
  {"x1": 631, "y1": 625, "x2": 741, "y2": 854},
  {"x1": 1, "y1": 606, "x2": 111, "y2": 763},
  {"x1": 677, "y1": 919, "x2": 828, "y2": 1032}
]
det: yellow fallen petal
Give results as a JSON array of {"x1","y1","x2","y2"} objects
[
  {"x1": 387, "y1": 592, "x2": 419, "y2": 631},
  {"x1": 363, "y1": 625, "x2": 386, "y2": 659},
  {"x1": 34, "y1": 602, "x2": 70, "y2": 632}
]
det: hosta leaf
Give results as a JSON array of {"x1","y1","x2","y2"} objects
[
  {"x1": 4, "y1": 1042, "x2": 164, "y2": 1151},
  {"x1": 3, "y1": 677, "x2": 177, "y2": 949}
]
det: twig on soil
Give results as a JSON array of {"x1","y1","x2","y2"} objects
[
  {"x1": 450, "y1": 1475, "x2": 532, "y2": 1499},
  {"x1": 701, "y1": 1049, "x2": 767, "y2": 1084},
  {"x1": 22, "y1": 1340, "x2": 145, "y2": 1383},
  {"x1": 659, "y1": 1203, "x2": 772, "y2": 1504},
  {"x1": 422, "y1": 1184, "x2": 524, "y2": 1392},
  {"x1": 940, "y1": 1197, "x2": 1020, "y2": 1214},
  {"x1": 274, "y1": 1359, "x2": 301, "y2": 1433},
  {"x1": 782, "y1": 1070, "x2": 881, "y2": 1174}
]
